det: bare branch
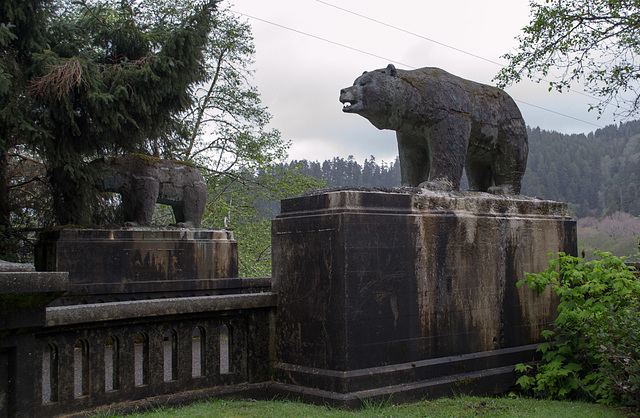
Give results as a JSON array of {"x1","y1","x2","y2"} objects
[{"x1": 29, "y1": 58, "x2": 85, "y2": 101}]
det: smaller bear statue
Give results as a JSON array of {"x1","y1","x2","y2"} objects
[
  {"x1": 92, "y1": 154, "x2": 207, "y2": 227},
  {"x1": 340, "y1": 64, "x2": 528, "y2": 194}
]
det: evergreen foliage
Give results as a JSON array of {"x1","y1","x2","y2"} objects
[
  {"x1": 1, "y1": 0, "x2": 51, "y2": 253},
  {"x1": 522, "y1": 120, "x2": 640, "y2": 218},
  {"x1": 283, "y1": 155, "x2": 402, "y2": 189},
  {"x1": 1, "y1": 0, "x2": 217, "y2": 229}
]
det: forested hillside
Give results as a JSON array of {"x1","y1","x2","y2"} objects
[
  {"x1": 523, "y1": 120, "x2": 640, "y2": 218},
  {"x1": 284, "y1": 120, "x2": 640, "y2": 219}
]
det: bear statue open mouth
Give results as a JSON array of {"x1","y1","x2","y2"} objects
[{"x1": 341, "y1": 99, "x2": 358, "y2": 112}]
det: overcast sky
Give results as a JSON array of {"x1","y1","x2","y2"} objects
[{"x1": 228, "y1": 0, "x2": 620, "y2": 164}]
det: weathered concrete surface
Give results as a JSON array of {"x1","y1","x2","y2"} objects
[
  {"x1": 36, "y1": 228, "x2": 237, "y2": 283},
  {"x1": 46, "y1": 293, "x2": 277, "y2": 326},
  {"x1": 340, "y1": 65, "x2": 527, "y2": 194},
  {"x1": 92, "y1": 154, "x2": 207, "y2": 227},
  {"x1": 35, "y1": 293, "x2": 276, "y2": 417},
  {"x1": 0, "y1": 268, "x2": 68, "y2": 418},
  {"x1": 0, "y1": 259, "x2": 35, "y2": 272},
  {"x1": 34, "y1": 228, "x2": 239, "y2": 304},
  {"x1": 272, "y1": 188, "x2": 576, "y2": 394},
  {"x1": 0, "y1": 271, "x2": 68, "y2": 330}
]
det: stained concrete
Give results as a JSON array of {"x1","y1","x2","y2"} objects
[
  {"x1": 46, "y1": 293, "x2": 277, "y2": 326},
  {"x1": 0, "y1": 271, "x2": 68, "y2": 330},
  {"x1": 34, "y1": 228, "x2": 240, "y2": 304},
  {"x1": 0, "y1": 267, "x2": 68, "y2": 417},
  {"x1": 0, "y1": 260, "x2": 35, "y2": 272},
  {"x1": 271, "y1": 187, "x2": 576, "y2": 400}
]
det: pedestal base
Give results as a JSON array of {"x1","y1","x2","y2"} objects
[
  {"x1": 35, "y1": 228, "x2": 249, "y2": 305},
  {"x1": 272, "y1": 187, "x2": 576, "y2": 400}
]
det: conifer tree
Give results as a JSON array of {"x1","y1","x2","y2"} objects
[
  {"x1": 1, "y1": 0, "x2": 218, "y2": 228},
  {"x1": 1, "y1": 0, "x2": 47, "y2": 235}
]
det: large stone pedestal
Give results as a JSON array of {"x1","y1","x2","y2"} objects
[
  {"x1": 271, "y1": 187, "x2": 576, "y2": 405},
  {"x1": 34, "y1": 228, "x2": 260, "y2": 305}
]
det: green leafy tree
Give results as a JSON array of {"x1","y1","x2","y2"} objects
[
  {"x1": 495, "y1": 0, "x2": 640, "y2": 118},
  {"x1": 516, "y1": 252, "x2": 640, "y2": 408},
  {"x1": 139, "y1": 4, "x2": 318, "y2": 276},
  {"x1": 171, "y1": 5, "x2": 285, "y2": 172},
  {"x1": 203, "y1": 164, "x2": 324, "y2": 277}
]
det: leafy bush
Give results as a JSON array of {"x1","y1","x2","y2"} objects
[{"x1": 516, "y1": 252, "x2": 640, "y2": 410}]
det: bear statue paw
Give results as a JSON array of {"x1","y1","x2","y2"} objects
[
  {"x1": 171, "y1": 222, "x2": 196, "y2": 228},
  {"x1": 418, "y1": 179, "x2": 456, "y2": 192},
  {"x1": 487, "y1": 185, "x2": 515, "y2": 196}
]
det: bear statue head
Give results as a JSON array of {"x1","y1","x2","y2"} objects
[
  {"x1": 90, "y1": 156, "x2": 127, "y2": 193},
  {"x1": 340, "y1": 64, "x2": 399, "y2": 130}
]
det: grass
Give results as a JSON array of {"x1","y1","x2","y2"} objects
[
  {"x1": 96, "y1": 395, "x2": 631, "y2": 417},
  {"x1": 577, "y1": 230, "x2": 640, "y2": 262}
]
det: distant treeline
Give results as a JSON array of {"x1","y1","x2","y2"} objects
[
  {"x1": 281, "y1": 120, "x2": 640, "y2": 219},
  {"x1": 284, "y1": 155, "x2": 402, "y2": 189}
]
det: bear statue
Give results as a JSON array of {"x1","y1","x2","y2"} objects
[
  {"x1": 339, "y1": 64, "x2": 528, "y2": 194},
  {"x1": 92, "y1": 154, "x2": 207, "y2": 227}
]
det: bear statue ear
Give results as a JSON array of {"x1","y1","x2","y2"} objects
[{"x1": 386, "y1": 64, "x2": 397, "y2": 76}]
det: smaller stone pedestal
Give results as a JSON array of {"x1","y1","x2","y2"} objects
[
  {"x1": 0, "y1": 262, "x2": 68, "y2": 416},
  {"x1": 35, "y1": 228, "x2": 247, "y2": 304},
  {"x1": 271, "y1": 187, "x2": 576, "y2": 405}
]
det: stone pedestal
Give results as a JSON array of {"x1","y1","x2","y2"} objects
[
  {"x1": 35, "y1": 228, "x2": 246, "y2": 304},
  {"x1": 271, "y1": 187, "x2": 576, "y2": 405},
  {"x1": 0, "y1": 262, "x2": 68, "y2": 417}
]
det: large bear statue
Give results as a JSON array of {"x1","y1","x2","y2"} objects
[
  {"x1": 92, "y1": 154, "x2": 207, "y2": 227},
  {"x1": 339, "y1": 64, "x2": 528, "y2": 194}
]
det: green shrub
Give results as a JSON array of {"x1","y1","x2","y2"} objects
[{"x1": 516, "y1": 252, "x2": 640, "y2": 410}]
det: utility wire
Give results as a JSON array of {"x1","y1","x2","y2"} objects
[
  {"x1": 233, "y1": 11, "x2": 414, "y2": 69},
  {"x1": 314, "y1": 0, "x2": 505, "y2": 68},
  {"x1": 232, "y1": 9, "x2": 604, "y2": 129},
  {"x1": 515, "y1": 100, "x2": 603, "y2": 127},
  {"x1": 314, "y1": 0, "x2": 619, "y2": 111}
]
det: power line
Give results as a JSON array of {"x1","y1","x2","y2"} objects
[
  {"x1": 515, "y1": 100, "x2": 603, "y2": 128},
  {"x1": 314, "y1": 0, "x2": 628, "y2": 114},
  {"x1": 231, "y1": 9, "x2": 605, "y2": 129},
  {"x1": 314, "y1": 0, "x2": 506, "y2": 68},
  {"x1": 232, "y1": 11, "x2": 415, "y2": 69}
]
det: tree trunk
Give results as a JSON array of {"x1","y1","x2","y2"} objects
[
  {"x1": 49, "y1": 164, "x2": 91, "y2": 226},
  {"x1": 0, "y1": 148, "x2": 14, "y2": 260},
  {"x1": 0, "y1": 149, "x2": 10, "y2": 231}
]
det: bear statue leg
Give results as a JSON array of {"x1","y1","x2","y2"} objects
[
  {"x1": 489, "y1": 163, "x2": 525, "y2": 195},
  {"x1": 397, "y1": 132, "x2": 430, "y2": 187},
  {"x1": 488, "y1": 123, "x2": 528, "y2": 195},
  {"x1": 422, "y1": 115, "x2": 471, "y2": 190},
  {"x1": 178, "y1": 185, "x2": 206, "y2": 227},
  {"x1": 132, "y1": 178, "x2": 160, "y2": 225},
  {"x1": 186, "y1": 189, "x2": 206, "y2": 228}
]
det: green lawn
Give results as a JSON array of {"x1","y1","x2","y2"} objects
[{"x1": 101, "y1": 396, "x2": 631, "y2": 417}]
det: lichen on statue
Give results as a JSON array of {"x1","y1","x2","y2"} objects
[{"x1": 339, "y1": 64, "x2": 528, "y2": 195}]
